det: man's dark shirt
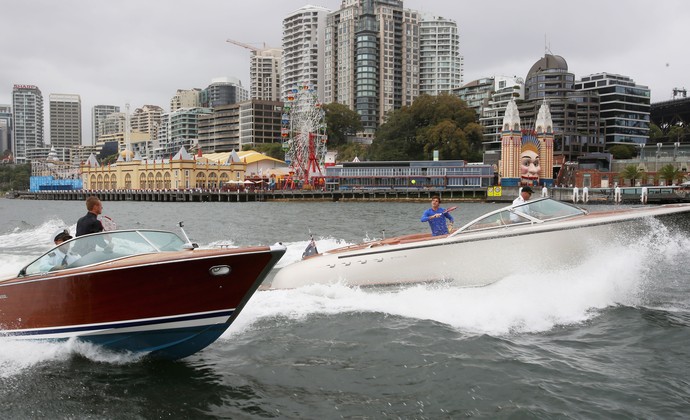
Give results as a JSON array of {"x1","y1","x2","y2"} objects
[{"x1": 76, "y1": 212, "x2": 104, "y2": 237}]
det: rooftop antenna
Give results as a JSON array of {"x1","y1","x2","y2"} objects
[{"x1": 544, "y1": 34, "x2": 552, "y2": 55}]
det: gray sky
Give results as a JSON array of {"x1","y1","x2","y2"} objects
[{"x1": 1, "y1": 0, "x2": 688, "y2": 145}]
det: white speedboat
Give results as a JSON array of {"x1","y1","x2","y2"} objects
[{"x1": 270, "y1": 198, "x2": 690, "y2": 289}]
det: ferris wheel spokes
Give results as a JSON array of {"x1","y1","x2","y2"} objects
[{"x1": 282, "y1": 83, "x2": 328, "y2": 186}]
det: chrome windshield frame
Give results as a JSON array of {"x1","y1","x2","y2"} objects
[
  {"x1": 18, "y1": 229, "x2": 187, "y2": 277},
  {"x1": 449, "y1": 198, "x2": 587, "y2": 237}
]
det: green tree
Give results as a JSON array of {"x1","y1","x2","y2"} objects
[
  {"x1": 102, "y1": 153, "x2": 119, "y2": 165},
  {"x1": 667, "y1": 125, "x2": 688, "y2": 143},
  {"x1": 0, "y1": 164, "x2": 31, "y2": 192},
  {"x1": 247, "y1": 143, "x2": 285, "y2": 160},
  {"x1": 657, "y1": 164, "x2": 681, "y2": 185},
  {"x1": 370, "y1": 93, "x2": 480, "y2": 161},
  {"x1": 335, "y1": 142, "x2": 369, "y2": 162},
  {"x1": 323, "y1": 103, "x2": 363, "y2": 147},
  {"x1": 648, "y1": 123, "x2": 663, "y2": 141},
  {"x1": 608, "y1": 144, "x2": 636, "y2": 159},
  {"x1": 620, "y1": 164, "x2": 643, "y2": 186},
  {"x1": 462, "y1": 122, "x2": 484, "y2": 162},
  {"x1": 368, "y1": 105, "x2": 419, "y2": 160}
]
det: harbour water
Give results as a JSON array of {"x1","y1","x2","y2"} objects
[{"x1": 1, "y1": 199, "x2": 689, "y2": 418}]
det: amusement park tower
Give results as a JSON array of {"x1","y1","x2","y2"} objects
[{"x1": 500, "y1": 98, "x2": 554, "y2": 187}]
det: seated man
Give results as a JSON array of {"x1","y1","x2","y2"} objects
[{"x1": 45, "y1": 229, "x2": 79, "y2": 270}]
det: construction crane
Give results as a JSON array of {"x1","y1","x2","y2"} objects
[{"x1": 226, "y1": 39, "x2": 268, "y2": 54}]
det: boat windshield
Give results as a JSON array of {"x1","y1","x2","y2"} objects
[
  {"x1": 453, "y1": 198, "x2": 587, "y2": 234},
  {"x1": 20, "y1": 230, "x2": 187, "y2": 277}
]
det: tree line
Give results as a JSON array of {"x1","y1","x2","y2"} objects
[{"x1": 0, "y1": 164, "x2": 30, "y2": 192}]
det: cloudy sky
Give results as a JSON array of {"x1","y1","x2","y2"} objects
[{"x1": 1, "y1": 0, "x2": 688, "y2": 144}]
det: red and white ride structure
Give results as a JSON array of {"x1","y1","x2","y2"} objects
[{"x1": 282, "y1": 84, "x2": 327, "y2": 186}]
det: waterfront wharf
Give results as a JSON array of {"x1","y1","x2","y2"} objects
[{"x1": 8, "y1": 186, "x2": 688, "y2": 204}]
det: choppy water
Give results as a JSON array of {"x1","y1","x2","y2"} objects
[{"x1": 1, "y1": 199, "x2": 689, "y2": 418}]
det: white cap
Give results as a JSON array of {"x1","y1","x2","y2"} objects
[{"x1": 52, "y1": 228, "x2": 72, "y2": 242}]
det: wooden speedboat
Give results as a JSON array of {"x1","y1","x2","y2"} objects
[
  {"x1": 0, "y1": 228, "x2": 285, "y2": 360},
  {"x1": 270, "y1": 198, "x2": 690, "y2": 289}
]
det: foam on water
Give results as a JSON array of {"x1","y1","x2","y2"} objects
[
  {"x1": 228, "y1": 218, "x2": 690, "y2": 338},
  {"x1": 0, "y1": 339, "x2": 144, "y2": 378},
  {"x1": 0, "y1": 228, "x2": 355, "y2": 374},
  {"x1": 1, "y1": 220, "x2": 687, "y2": 376},
  {"x1": 0, "y1": 219, "x2": 77, "y2": 278}
]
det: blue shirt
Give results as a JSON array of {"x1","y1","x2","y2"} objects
[{"x1": 421, "y1": 208, "x2": 454, "y2": 236}]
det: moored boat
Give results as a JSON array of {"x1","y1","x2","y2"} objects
[
  {"x1": 270, "y1": 198, "x2": 690, "y2": 290},
  {"x1": 0, "y1": 227, "x2": 286, "y2": 360}
]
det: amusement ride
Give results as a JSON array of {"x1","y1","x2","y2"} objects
[{"x1": 281, "y1": 83, "x2": 328, "y2": 187}]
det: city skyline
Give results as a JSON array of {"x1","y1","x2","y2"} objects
[{"x1": 1, "y1": 0, "x2": 687, "y2": 145}]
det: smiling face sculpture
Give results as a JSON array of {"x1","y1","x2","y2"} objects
[{"x1": 520, "y1": 136, "x2": 541, "y2": 182}]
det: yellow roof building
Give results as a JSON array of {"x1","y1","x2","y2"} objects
[
  {"x1": 81, "y1": 147, "x2": 247, "y2": 190},
  {"x1": 202, "y1": 150, "x2": 288, "y2": 178}
]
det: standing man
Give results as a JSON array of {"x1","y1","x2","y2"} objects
[
  {"x1": 421, "y1": 195, "x2": 454, "y2": 236},
  {"x1": 510, "y1": 186, "x2": 533, "y2": 222},
  {"x1": 76, "y1": 196, "x2": 104, "y2": 237}
]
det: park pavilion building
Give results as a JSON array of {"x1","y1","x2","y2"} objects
[{"x1": 81, "y1": 148, "x2": 247, "y2": 191}]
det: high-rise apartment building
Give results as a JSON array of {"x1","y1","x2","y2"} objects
[
  {"x1": 324, "y1": 0, "x2": 420, "y2": 136},
  {"x1": 227, "y1": 40, "x2": 282, "y2": 102},
  {"x1": 239, "y1": 100, "x2": 283, "y2": 149},
  {"x1": 251, "y1": 49, "x2": 283, "y2": 101},
  {"x1": 454, "y1": 77, "x2": 495, "y2": 111},
  {"x1": 155, "y1": 107, "x2": 212, "y2": 158},
  {"x1": 198, "y1": 104, "x2": 240, "y2": 152},
  {"x1": 0, "y1": 105, "x2": 11, "y2": 155},
  {"x1": 282, "y1": 5, "x2": 330, "y2": 103},
  {"x1": 131, "y1": 105, "x2": 163, "y2": 144},
  {"x1": 92, "y1": 105, "x2": 120, "y2": 145},
  {"x1": 419, "y1": 16, "x2": 463, "y2": 96},
  {"x1": 170, "y1": 89, "x2": 202, "y2": 112},
  {"x1": 205, "y1": 77, "x2": 248, "y2": 108},
  {"x1": 97, "y1": 112, "x2": 125, "y2": 141},
  {"x1": 478, "y1": 76, "x2": 525, "y2": 150},
  {"x1": 49, "y1": 94, "x2": 82, "y2": 149},
  {"x1": 12, "y1": 84, "x2": 45, "y2": 163},
  {"x1": 197, "y1": 100, "x2": 283, "y2": 153},
  {"x1": 575, "y1": 73, "x2": 650, "y2": 146}
]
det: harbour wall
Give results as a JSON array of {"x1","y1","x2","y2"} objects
[{"x1": 8, "y1": 186, "x2": 689, "y2": 204}]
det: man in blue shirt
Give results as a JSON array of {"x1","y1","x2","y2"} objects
[{"x1": 421, "y1": 195, "x2": 454, "y2": 236}]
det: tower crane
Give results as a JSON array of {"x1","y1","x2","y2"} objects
[{"x1": 225, "y1": 39, "x2": 268, "y2": 54}]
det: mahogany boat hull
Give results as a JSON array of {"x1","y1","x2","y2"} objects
[{"x1": 0, "y1": 245, "x2": 286, "y2": 359}]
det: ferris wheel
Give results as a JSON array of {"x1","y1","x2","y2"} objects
[{"x1": 281, "y1": 83, "x2": 327, "y2": 184}]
